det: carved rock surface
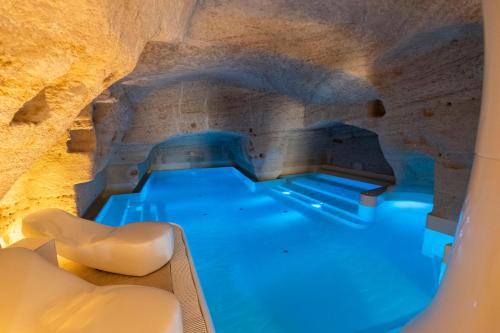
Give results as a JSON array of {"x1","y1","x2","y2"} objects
[
  {"x1": 0, "y1": 0, "x2": 197, "y2": 241},
  {"x1": 0, "y1": 0, "x2": 483, "y2": 242}
]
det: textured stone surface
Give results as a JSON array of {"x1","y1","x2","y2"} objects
[
  {"x1": 108, "y1": 80, "x2": 394, "y2": 181},
  {"x1": 0, "y1": 0, "x2": 197, "y2": 241},
  {"x1": 0, "y1": 0, "x2": 483, "y2": 242}
]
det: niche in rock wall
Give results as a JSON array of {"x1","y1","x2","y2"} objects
[
  {"x1": 149, "y1": 131, "x2": 253, "y2": 172},
  {"x1": 11, "y1": 88, "x2": 50, "y2": 124},
  {"x1": 274, "y1": 122, "x2": 394, "y2": 178},
  {"x1": 367, "y1": 99, "x2": 386, "y2": 118},
  {"x1": 322, "y1": 122, "x2": 394, "y2": 176}
]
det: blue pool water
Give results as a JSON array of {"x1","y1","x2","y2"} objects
[{"x1": 97, "y1": 167, "x2": 447, "y2": 333}]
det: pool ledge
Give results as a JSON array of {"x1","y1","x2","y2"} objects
[{"x1": 170, "y1": 224, "x2": 216, "y2": 333}]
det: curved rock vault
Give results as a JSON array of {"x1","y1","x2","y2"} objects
[{"x1": 0, "y1": 0, "x2": 482, "y2": 243}]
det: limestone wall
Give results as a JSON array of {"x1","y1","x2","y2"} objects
[
  {"x1": 0, "y1": 0, "x2": 197, "y2": 242},
  {"x1": 0, "y1": 0, "x2": 483, "y2": 243}
]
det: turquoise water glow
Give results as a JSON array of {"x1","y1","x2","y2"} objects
[{"x1": 97, "y1": 167, "x2": 446, "y2": 333}]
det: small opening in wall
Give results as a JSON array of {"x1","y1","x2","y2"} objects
[{"x1": 367, "y1": 99, "x2": 386, "y2": 118}]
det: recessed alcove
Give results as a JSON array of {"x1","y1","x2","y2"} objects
[
  {"x1": 10, "y1": 88, "x2": 50, "y2": 125},
  {"x1": 148, "y1": 131, "x2": 253, "y2": 172}
]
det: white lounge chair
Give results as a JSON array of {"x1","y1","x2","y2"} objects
[
  {"x1": 0, "y1": 247, "x2": 183, "y2": 333},
  {"x1": 22, "y1": 208, "x2": 174, "y2": 276}
]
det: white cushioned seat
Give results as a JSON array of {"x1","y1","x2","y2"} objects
[
  {"x1": 0, "y1": 248, "x2": 183, "y2": 333},
  {"x1": 22, "y1": 208, "x2": 174, "y2": 276}
]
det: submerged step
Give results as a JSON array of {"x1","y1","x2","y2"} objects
[
  {"x1": 284, "y1": 178, "x2": 360, "y2": 209},
  {"x1": 270, "y1": 186, "x2": 371, "y2": 229},
  {"x1": 121, "y1": 201, "x2": 160, "y2": 224},
  {"x1": 272, "y1": 172, "x2": 382, "y2": 228},
  {"x1": 142, "y1": 202, "x2": 160, "y2": 221},
  {"x1": 311, "y1": 172, "x2": 380, "y2": 192},
  {"x1": 300, "y1": 175, "x2": 365, "y2": 197}
]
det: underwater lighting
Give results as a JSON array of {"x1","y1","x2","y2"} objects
[
  {"x1": 390, "y1": 201, "x2": 431, "y2": 209},
  {"x1": 98, "y1": 167, "x2": 445, "y2": 332}
]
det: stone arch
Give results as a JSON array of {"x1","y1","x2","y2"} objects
[{"x1": 148, "y1": 131, "x2": 253, "y2": 174}]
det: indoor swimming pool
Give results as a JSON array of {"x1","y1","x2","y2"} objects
[{"x1": 97, "y1": 167, "x2": 449, "y2": 333}]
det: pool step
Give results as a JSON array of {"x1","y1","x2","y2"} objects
[
  {"x1": 270, "y1": 185, "x2": 369, "y2": 229},
  {"x1": 272, "y1": 173, "x2": 380, "y2": 227},
  {"x1": 312, "y1": 172, "x2": 379, "y2": 191},
  {"x1": 122, "y1": 201, "x2": 160, "y2": 224},
  {"x1": 282, "y1": 174, "x2": 371, "y2": 212},
  {"x1": 289, "y1": 173, "x2": 377, "y2": 199},
  {"x1": 282, "y1": 178, "x2": 360, "y2": 212}
]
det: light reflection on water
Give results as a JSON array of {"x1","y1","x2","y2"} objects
[{"x1": 97, "y1": 167, "x2": 446, "y2": 333}]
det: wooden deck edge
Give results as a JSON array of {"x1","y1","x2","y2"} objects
[{"x1": 171, "y1": 224, "x2": 216, "y2": 333}]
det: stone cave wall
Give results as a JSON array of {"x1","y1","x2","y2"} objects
[
  {"x1": 148, "y1": 132, "x2": 252, "y2": 172},
  {"x1": 0, "y1": 0, "x2": 483, "y2": 243},
  {"x1": 100, "y1": 79, "x2": 395, "y2": 187}
]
